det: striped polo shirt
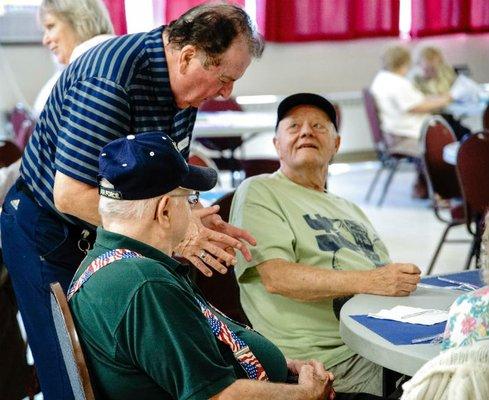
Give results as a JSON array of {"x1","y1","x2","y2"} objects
[{"x1": 20, "y1": 26, "x2": 196, "y2": 224}]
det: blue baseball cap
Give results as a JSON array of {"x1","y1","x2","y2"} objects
[{"x1": 98, "y1": 132, "x2": 218, "y2": 200}]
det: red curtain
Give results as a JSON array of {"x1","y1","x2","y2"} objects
[
  {"x1": 467, "y1": 0, "x2": 489, "y2": 32},
  {"x1": 103, "y1": 0, "x2": 128, "y2": 35},
  {"x1": 410, "y1": 0, "x2": 468, "y2": 37},
  {"x1": 256, "y1": 0, "x2": 400, "y2": 42},
  {"x1": 165, "y1": 0, "x2": 245, "y2": 23}
]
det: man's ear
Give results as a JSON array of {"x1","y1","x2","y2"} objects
[
  {"x1": 156, "y1": 196, "x2": 171, "y2": 228},
  {"x1": 273, "y1": 134, "x2": 281, "y2": 159},
  {"x1": 334, "y1": 133, "x2": 341, "y2": 154},
  {"x1": 178, "y1": 45, "x2": 197, "y2": 74}
]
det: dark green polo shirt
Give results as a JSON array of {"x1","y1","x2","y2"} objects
[{"x1": 70, "y1": 228, "x2": 287, "y2": 400}]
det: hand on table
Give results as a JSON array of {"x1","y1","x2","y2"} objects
[{"x1": 368, "y1": 263, "x2": 421, "y2": 296}]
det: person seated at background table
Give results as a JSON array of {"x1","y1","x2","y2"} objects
[
  {"x1": 33, "y1": 0, "x2": 115, "y2": 116},
  {"x1": 370, "y1": 46, "x2": 463, "y2": 198},
  {"x1": 411, "y1": 47, "x2": 456, "y2": 97},
  {"x1": 69, "y1": 132, "x2": 336, "y2": 400},
  {"x1": 401, "y1": 213, "x2": 489, "y2": 400},
  {"x1": 411, "y1": 46, "x2": 471, "y2": 140},
  {"x1": 229, "y1": 93, "x2": 421, "y2": 397}
]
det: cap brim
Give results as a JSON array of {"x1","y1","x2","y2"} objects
[{"x1": 181, "y1": 165, "x2": 218, "y2": 192}]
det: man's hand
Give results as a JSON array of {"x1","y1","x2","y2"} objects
[
  {"x1": 367, "y1": 263, "x2": 421, "y2": 296},
  {"x1": 175, "y1": 206, "x2": 249, "y2": 277},
  {"x1": 297, "y1": 361, "x2": 335, "y2": 400},
  {"x1": 201, "y1": 210, "x2": 256, "y2": 262}
]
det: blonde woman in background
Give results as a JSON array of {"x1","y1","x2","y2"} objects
[
  {"x1": 411, "y1": 46, "x2": 471, "y2": 140},
  {"x1": 33, "y1": 0, "x2": 114, "y2": 116},
  {"x1": 412, "y1": 47, "x2": 456, "y2": 97},
  {"x1": 402, "y1": 213, "x2": 489, "y2": 400}
]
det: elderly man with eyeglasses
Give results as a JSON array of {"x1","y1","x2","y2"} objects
[{"x1": 68, "y1": 131, "x2": 338, "y2": 400}]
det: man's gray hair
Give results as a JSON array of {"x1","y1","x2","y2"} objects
[
  {"x1": 40, "y1": 0, "x2": 114, "y2": 43},
  {"x1": 98, "y1": 179, "x2": 161, "y2": 221}
]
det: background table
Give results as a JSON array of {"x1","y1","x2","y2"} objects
[
  {"x1": 442, "y1": 142, "x2": 459, "y2": 165},
  {"x1": 193, "y1": 111, "x2": 275, "y2": 138},
  {"x1": 339, "y1": 286, "x2": 461, "y2": 376}
]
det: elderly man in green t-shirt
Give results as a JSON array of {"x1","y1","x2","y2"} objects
[{"x1": 230, "y1": 93, "x2": 422, "y2": 397}]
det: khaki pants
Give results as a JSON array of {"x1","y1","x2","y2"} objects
[{"x1": 329, "y1": 354, "x2": 383, "y2": 396}]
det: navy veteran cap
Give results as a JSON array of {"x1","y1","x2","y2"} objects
[
  {"x1": 98, "y1": 132, "x2": 218, "y2": 200},
  {"x1": 276, "y1": 93, "x2": 338, "y2": 131}
]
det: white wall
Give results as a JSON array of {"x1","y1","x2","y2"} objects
[{"x1": 234, "y1": 33, "x2": 489, "y2": 95}]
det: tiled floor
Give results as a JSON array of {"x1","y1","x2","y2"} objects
[{"x1": 26, "y1": 161, "x2": 474, "y2": 400}]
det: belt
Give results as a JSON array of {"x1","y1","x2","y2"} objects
[{"x1": 15, "y1": 178, "x2": 35, "y2": 202}]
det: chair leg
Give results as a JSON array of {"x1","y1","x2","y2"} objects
[
  {"x1": 377, "y1": 159, "x2": 400, "y2": 207},
  {"x1": 426, "y1": 222, "x2": 456, "y2": 275},
  {"x1": 365, "y1": 165, "x2": 384, "y2": 202},
  {"x1": 464, "y1": 236, "x2": 477, "y2": 270}
]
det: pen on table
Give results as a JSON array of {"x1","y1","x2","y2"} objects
[
  {"x1": 411, "y1": 333, "x2": 444, "y2": 344},
  {"x1": 437, "y1": 277, "x2": 478, "y2": 290},
  {"x1": 400, "y1": 310, "x2": 432, "y2": 320}
]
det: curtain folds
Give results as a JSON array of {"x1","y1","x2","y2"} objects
[
  {"x1": 165, "y1": 0, "x2": 245, "y2": 23},
  {"x1": 103, "y1": 0, "x2": 128, "y2": 35},
  {"x1": 256, "y1": 0, "x2": 400, "y2": 42}
]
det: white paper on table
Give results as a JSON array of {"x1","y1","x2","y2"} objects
[
  {"x1": 368, "y1": 305, "x2": 448, "y2": 325},
  {"x1": 450, "y1": 75, "x2": 483, "y2": 103}
]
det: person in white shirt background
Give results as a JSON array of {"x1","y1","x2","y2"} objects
[{"x1": 370, "y1": 46, "x2": 455, "y2": 198}]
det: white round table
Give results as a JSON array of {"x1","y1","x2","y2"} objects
[{"x1": 339, "y1": 286, "x2": 462, "y2": 376}]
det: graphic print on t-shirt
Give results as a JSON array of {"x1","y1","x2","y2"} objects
[{"x1": 303, "y1": 214, "x2": 383, "y2": 268}]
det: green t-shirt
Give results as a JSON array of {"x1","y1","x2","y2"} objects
[
  {"x1": 70, "y1": 228, "x2": 287, "y2": 400},
  {"x1": 230, "y1": 171, "x2": 391, "y2": 368}
]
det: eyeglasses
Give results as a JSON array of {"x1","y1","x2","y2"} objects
[{"x1": 169, "y1": 191, "x2": 200, "y2": 207}]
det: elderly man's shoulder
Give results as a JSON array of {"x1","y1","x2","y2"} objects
[
  {"x1": 235, "y1": 172, "x2": 282, "y2": 198},
  {"x1": 104, "y1": 255, "x2": 182, "y2": 289}
]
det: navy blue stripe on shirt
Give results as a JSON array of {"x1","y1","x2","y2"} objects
[{"x1": 20, "y1": 26, "x2": 197, "y2": 224}]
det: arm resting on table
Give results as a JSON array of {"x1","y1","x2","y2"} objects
[{"x1": 257, "y1": 259, "x2": 421, "y2": 301}]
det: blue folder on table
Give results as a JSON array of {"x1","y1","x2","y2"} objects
[
  {"x1": 349, "y1": 270, "x2": 484, "y2": 345},
  {"x1": 350, "y1": 315, "x2": 446, "y2": 345},
  {"x1": 420, "y1": 270, "x2": 484, "y2": 288}
]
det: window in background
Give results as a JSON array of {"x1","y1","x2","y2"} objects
[
  {"x1": 0, "y1": 0, "x2": 42, "y2": 43},
  {"x1": 399, "y1": 0, "x2": 412, "y2": 39},
  {"x1": 125, "y1": 0, "x2": 156, "y2": 33}
]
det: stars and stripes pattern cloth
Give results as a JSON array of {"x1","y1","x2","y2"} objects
[
  {"x1": 195, "y1": 298, "x2": 269, "y2": 381},
  {"x1": 67, "y1": 248, "x2": 269, "y2": 381},
  {"x1": 67, "y1": 248, "x2": 142, "y2": 301}
]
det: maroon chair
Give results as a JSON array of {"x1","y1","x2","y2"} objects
[
  {"x1": 421, "y1": 117, "x2": 467, "y2": 274},
  {"x1": 362, "y1": 88, "x2": 419, "y2": 206},
  {"x1": 483, "y1": 103, "x2": 489, "y2": 131},
  {"x1": 8, "y1": 104, "x2": 36, "y2": 151},
  {"x1": 0, "y1": 141, "x2": 22, "y2": 168},
  {"x1": 456, "y1": 131, "x2": 489, "y2": 269},
  {"x1": 241, "y1": 158, "x2": 280, "y2": 178},
  {"x1": 191, "y1": 190, "x2": 251, "y2": 326},
  {"x1": 197, "y1": 98, "x2": 243, "y2": 185}
]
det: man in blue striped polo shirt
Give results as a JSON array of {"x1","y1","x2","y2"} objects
[{"x1": 1, "y1": 4, "x2": 263, "y2": 399}]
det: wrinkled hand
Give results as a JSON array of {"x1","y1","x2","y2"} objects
[
  {"x1": 297, "y1": 361, "x2": 335, "y2": 400},
  {"x1": 175, "y1": 206, "x2": 247, "y2": 277},
  {"x1": 201, "y1": 209, "x2": 256, "y2": 262},
  {"x1": 368, "y1": 263, "x2": 421, "y2": 296}
]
